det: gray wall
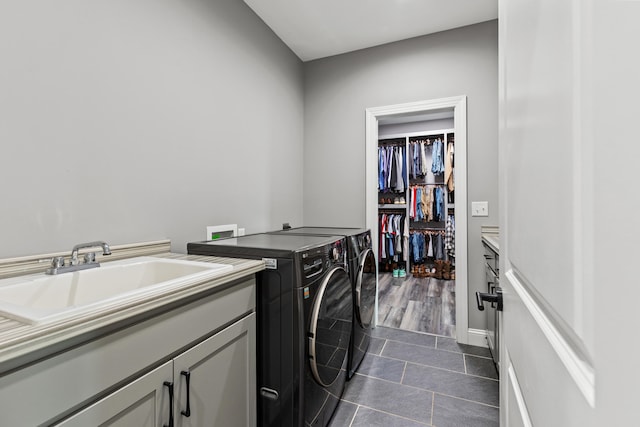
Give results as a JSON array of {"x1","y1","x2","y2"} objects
[
  {"x1": 302, "y1": 21, "x2": 498, "y2": 330},
  {"x1": 0, "y1": 0, "x2": 304, "y2": 257}
]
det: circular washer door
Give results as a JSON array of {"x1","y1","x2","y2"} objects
[
  {"x1": 355, "y1": 249, "x2": 377, "y2": 329},
  {"x1": 309, "y1": 266, "x2": 353, "y2": 387}
]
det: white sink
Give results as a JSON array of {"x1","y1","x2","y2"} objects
[{"x1": 0, "y1": 256, "x2": 232, "y2": 325}]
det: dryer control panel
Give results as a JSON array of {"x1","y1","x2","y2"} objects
[{"x1": 299, "y1": 239, "x2": 346, "y2": 285}]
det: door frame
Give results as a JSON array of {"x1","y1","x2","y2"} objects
[{"x1": 365, "y1": 95, "x2": 470, "y2": 344}]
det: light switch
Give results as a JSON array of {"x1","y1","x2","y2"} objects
[{"x1": 471, "y1": 201, "x2": 489, "y2": 217}]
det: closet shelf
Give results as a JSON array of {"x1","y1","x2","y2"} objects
[{"x1": 379, "y1": 204, "x2": 407, "y2": 209}]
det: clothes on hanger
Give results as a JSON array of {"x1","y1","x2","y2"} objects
[
  {"x1": 445, "y1": 141, "x2": 454, "y2": 191},
  {"x1": 409, "y1": 185, "x2": 444, "y2": 222},
  {"x1": 408, "y1": 139, "x2": 434, "y2": 179},
  {"x1": 431, "y1": 138, "x2": 445, "y2": 175},
  {"x1": 409, "y1": 230, "x2": 446, "y2": 264},
  {"x1": 445, "y1": 215, "x2": 455, "y2": 259},
  {"x1": 378, "y1": 145, "x2": 407, "y2": 193},
  {"x1": 378, "y1": 213, "x2": 408, "y2": 263},
  {"x1": 433, "y1": 186, "x2": 444, "y2": 222}
]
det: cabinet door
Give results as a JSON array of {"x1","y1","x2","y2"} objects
[
  {"x1": 55, "y1": 361, "x2": 173, "y2": 427},
  {"x1": 174, "y1": 313, "x2": 256, "y2": 427}
]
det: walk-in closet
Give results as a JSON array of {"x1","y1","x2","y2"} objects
[{"x1": 377, "y1": 114, "x2": 457, "y2": 337}]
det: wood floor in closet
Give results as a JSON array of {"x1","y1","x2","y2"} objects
[{"x1": 377, "y1": 272, "x2": 456, "y2": 337}]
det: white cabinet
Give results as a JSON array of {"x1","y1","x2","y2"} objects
[
  {"x1": 56, "y1": 361, "x2": 173, "y2": 427},
  {"x1": 174, "y1": 313, "x2": 256, "y2": 427},
  {"x1": 0, "y1": 277, "x2": 256, "y2": 427},
  {"x1": 56, "y1": 314, "x2": 256, "y2": 427}
]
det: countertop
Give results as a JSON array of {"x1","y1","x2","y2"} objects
[
  {"x1": 0, "y1": 252, "x2": 264, "y2": 373},
  {"x1": 482, "y1": 234, "x2": 499, "y2": 253},
  {"x1": 481, "y1": 225, "x2": 500, "y2": 253}
]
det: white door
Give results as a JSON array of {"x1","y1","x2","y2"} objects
[{"x1": 499, "y1": 0, "x2": 640, "y2": 426}]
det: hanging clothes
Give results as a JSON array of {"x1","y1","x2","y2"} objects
[
  {"x1": 445, "y1": 141, "x2": 455, "y2": 191},
  {"x1": 433, "y1": 187, "x2": 444, "y2": 222},
  {"x1": 431, "y1": 139, "x2": 445, "y2": 175},
  {"x1": 423, "y1": 187, "x2": 432, "y2": 221},
  {"x1": 412, "y1": 141, "x2": 421, "y2": 178},
  {"x1": 445, "y1": 215, "x2": 455, "y2": 258},
  {"x1": 395, "y1": 147, "x2": 405, "y2": 193},
  {"x1": 434, "y1": 233, "x2": 444, "y2": 260},
  {"x1": 379, "y1": 147, "x2": 387, "y2": 191},
  {"x1": 387, "y1": 148, "x2": 396, "y2": 190},
  {"x1": 378, "y1": 213, "x2": 407, "y2": 263},
  {"x1": 420, "y1": 141, "x2": 429, "y2": 176},
  {"x1": 378, "y1": 145, "x2": 408, "y2": 193}
]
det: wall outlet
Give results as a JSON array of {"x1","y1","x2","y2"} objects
[{"x1": 471, "y1": 201, "x2": 489, "y2": 217}]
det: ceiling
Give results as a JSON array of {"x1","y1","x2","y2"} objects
[{"x1": 243, "y1": 0, "x2": 498, "y2": 62}]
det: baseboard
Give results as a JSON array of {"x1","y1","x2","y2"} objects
[{"x1": 467, "y1": 328, "x2": 488, "y2": 348}]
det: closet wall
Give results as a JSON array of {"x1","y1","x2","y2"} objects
[{"x1": 303, "y1": 20, "x2": 498, "y2": 331}]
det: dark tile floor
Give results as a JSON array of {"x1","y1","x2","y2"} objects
[{"x1": 329, "y1": 326, "x2": 499, "y2": 427}]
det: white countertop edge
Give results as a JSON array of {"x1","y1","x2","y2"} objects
[{"x1": 482, "y1": 234, "x2": 500, "y2": 253}]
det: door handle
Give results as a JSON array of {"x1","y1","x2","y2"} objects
[{"x1": 476, "y1": 287, "x2": 503, "y2": 311}]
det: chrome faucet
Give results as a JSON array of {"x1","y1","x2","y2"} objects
[
  {"x1": 46, "y1": 241, "x2": 112, "y2": 275},
  {"x1": 70, "y1": 241, "x2": 111, "y2": 265}
]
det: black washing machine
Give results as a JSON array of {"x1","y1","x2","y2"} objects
[
  {"x1": 269, "y1": 227, "x2": 377, "y2": 379},
  {"x1": 187, "y1": 233, "x2": 353, "y2": 427}
]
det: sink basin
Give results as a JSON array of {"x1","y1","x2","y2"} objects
[{"x1": 0, "y1": 256, "x2": 232, "y2": 325}]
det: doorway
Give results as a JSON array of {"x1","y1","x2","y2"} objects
[{"x1": 365, "y1": 96, "x2": 470, "y2": 344}]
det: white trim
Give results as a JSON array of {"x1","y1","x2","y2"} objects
[
  {"x1": 505, "y1": 269, "x2": 596, "y2": 407},
  {"x1": 467, "y1": 328, "x2": 489, "y2": 348},
  {"x1": 379, "y1": 128, "x2": 455, "y2": 140},
  {"x1": 365, "y1": 96, "x2": 469, "y2": 344},
  {"x1": 507, "y1": 351, "x2": 534, "y2": 427}
]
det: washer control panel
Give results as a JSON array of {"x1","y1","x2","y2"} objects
[{"x1": 299, "y1": 239, "x2": 346, "y2": 284}]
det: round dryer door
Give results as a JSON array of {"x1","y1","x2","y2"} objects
[
  {"x1": 356, "y1": 249, "x2": 377, "y2": 329},
  {"x1": 309, "y1": 266, "x2": 353, "y2": 387}
]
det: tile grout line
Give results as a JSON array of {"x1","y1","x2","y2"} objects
[
  {"x1": 379, "y1": 338, "x2": 388, "y2": 355},
  {"x1": 347, "y1": 372, "x2": 499, "y2": 407},
  {"x1": 463, "y1": 353, "x2": 468, "y2": 374},
  {"x1": 400, "y1": 361, "x2": 407, "y2": 383},
  {"x1": 363, "y1": 348, "x2": 498, "y2": 381},
  {"x1": 375, "y1": 325, "x2": 455, "y2": 341},
  {"x1": 341, "y1": 389, "x2": 500, "y2": 412},
  {"x1": 347, "y1": 405, "x2": 359, "y2": 427},
  {"x1": 431, "y1": 391, "x2": 500, "y2": 409},
  {"x1": 430, "y1": 391, "x2": 436, "y2": 427},
  {"x1": 463, "y1": 352, "x2": 494, "y2": 361},
  {"x1": 378, "y1": 334, "x2": 492, "y2": 358},
  {"x1": 341, "y1": 400, "x2": 433, "y2": 426}
]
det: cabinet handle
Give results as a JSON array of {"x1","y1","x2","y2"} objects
[
  {"x1": 163, "y1": 381, "x2": 174, "y2": 427},
  {"x1": 181, "y1": 370, "x2": 191, "y2": 417}
]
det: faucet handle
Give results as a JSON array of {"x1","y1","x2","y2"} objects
[
  {"x1": 51, "y1": 256, "x2": 65, "y2": 268},
  {"x1": 83, "y1": 252, "x2": 96, "y2": 263}
]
